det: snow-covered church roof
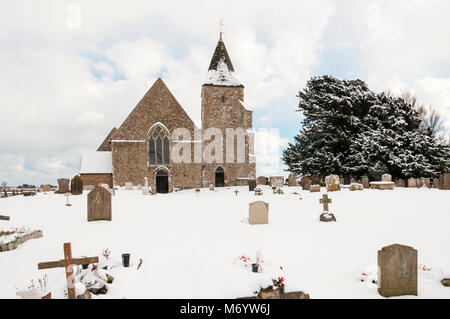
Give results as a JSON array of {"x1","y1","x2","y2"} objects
[
  {"x1": 79, "y1": 151, "x2": 113, "y2": 174},
  {"x1": 203, "y1": 36, "x2": 242, "y2": 87}
]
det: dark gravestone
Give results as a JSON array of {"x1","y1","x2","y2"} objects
[
  {"x1": 87, "y1": 186, "x2": 112, "y2": 222},
  {"x1": 378, "y1": 244, "x2": 418, "y2": 298},
  {"x1": 248, "y1": 180, "x2": 257, "y2": 191},
  {"x1": 311, "y1": 176, "x2": 321, "y2": 185},
  {"x1": 71, "y1": 175, "x2": 84, "y2": 195},
  {"x1": 360, "y1": 176, "x2": 370, "y2": 188},
  {"x1": 56, "y1": 178, "x2": 70, "y2": 194},
  {"x1": 301, "y1": 176, "x2": 311, "y2": 190}
]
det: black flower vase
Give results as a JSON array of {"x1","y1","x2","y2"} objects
[{"x1": 122, "y1": 253, "x2": 130, "y2": 267}]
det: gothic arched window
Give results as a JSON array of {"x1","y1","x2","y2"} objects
[{"x1": 149, "y1": 125, "x2": 170, "y2": 165}]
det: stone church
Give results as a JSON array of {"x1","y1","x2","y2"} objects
[{"x1": 80, "y1": 34, "x2": 256, "y2": 192}]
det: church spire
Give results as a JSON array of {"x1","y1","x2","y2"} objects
[{"x1": 207, "y1": 33, "x2": 235, "y2": 72}]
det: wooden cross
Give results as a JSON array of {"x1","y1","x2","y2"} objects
[
  {"x1": 320, "y1": 194, "x2": 332, "y2": 211},
  {"x1": 0, "y1": 215, "x2": 10, "y2": 221},
  {"x1": 38, "y1": 243, "x2": 98, "y2": 299},
  {"x1": 234, "y1": 189, "x2": 239, "y2": 196}
]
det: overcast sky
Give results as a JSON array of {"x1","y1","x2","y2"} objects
[{"x1": 1, "y1": 0, "x2": 449, "y2": 186}]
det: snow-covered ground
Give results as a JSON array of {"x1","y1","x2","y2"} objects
[{"x1": 1, "y1": 186, "x2": 450, "y2": 299}]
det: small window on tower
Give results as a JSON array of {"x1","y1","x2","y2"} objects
[{"x1": 222, "y1": 96, "x2": 225, "y2": 103}]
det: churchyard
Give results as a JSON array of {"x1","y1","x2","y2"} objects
[{"x1": 1, "y1": 182, "x2": 450, "y2": 299}]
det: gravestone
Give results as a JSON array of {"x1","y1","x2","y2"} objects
[
  {"x1": 319, "y1": 194, "x2": 336, "y2": 222},
  {"x1": 257, "y1": 176, "x2": 268, "y2": 185},
  {"x1": 288, "y1": 173, "x2": 297, "y2": 187},
  {"x1": 439, "y1": 173, "x2": 450, "y2": 190},
  {"x1": 370, "y1": 181, "x2": 394, "y2": 190},
  {"x1": 249, "y1": 201, "x2": 269, "y2": 225},
  {"x1": 70, "y1": 175, "x2": 83, "y2": 195},
  {"x1": 87, "y1": 186, "x2": 112, "y2": 222},
  {"x1": 42, "y1": 185, "x2": 51, "y2": 192},
  {"x1": 378, "y1": 244, "x2": 418, "y2": 298},
  {"x1": 325, "y1": 175, "x2": 340, "y2": 192},
  {"x1": 310, "y1": 185, "x2": 320, "y2": 193},
  {"x1": 382, "y1": 174, "x2": 392, "y2": 182},
  {"x1": 301, "y1": 176, "x2": 311, "y2": 191},
  {"x1": 136, "y1": 185, "x2": 143, "y2": 190},
  {"x1": 433, "y1": 178, "x2": 440, "y2": 189},
  {"x1": 407, "y1": 178, "x2": 417, "y2": 188},
  {"x1": 248, "y1": 180, "x2": 257, "y2": 191},
  {"x1": 56, "y1": 178, "x2": 70, "y2": 194},
  {"x1": 125, "y1": 182, "x2": 133, "y2": 190},
  {"x1": 360, "y1": 176, "x2": 370, "y2": 188},
  {"x1": 209, "y1": 184, "x2": 214, "y2": 191},
  {"x1": 311, "y1": 176, "x2": 321, "y2": 185},
  {"x1": 420, "y1": 178, "x2": 430, "y2": 188},
  {"x1": 349, "y1": 183, "x2": 363, "y2": 191},
  {"x1": 269, "y1": 176, "x2": 284, "y2": 188},
  {"x1": 395, "y1": 179, "x2": 405, "y2": 187},
  {"x1": 416, "y1": 178, "x2": 423, "y2": 188}
]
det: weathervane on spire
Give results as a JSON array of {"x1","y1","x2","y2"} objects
[{"x1": 219, "y1": 19, "x2": 225, "y2": 41}]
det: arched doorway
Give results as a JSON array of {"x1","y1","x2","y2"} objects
[
  {"x1": 215, "y1": 166, "x2": 225, "y2": 187},
  {"x1": 156, "y1": 170, "x2": 169, "y2": 193}
]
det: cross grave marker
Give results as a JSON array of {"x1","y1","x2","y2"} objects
[
  {"x1": 38, "y1": 242, "x2": 98, "y2": 299},
  {"x1": 320, "y1": 194, "x2": 332, "y2": 211}
]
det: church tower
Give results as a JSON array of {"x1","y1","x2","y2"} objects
[{"x1": 201, "y1": 33, "x2": 255, "y2": 187}]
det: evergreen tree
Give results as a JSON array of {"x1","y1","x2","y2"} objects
[{"x1": 283, "y1": 75, "x2": 450, "y2": 179}]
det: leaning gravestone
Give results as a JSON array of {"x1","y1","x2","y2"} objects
[
  {"x1": 288, "y1": 173, "x2": 297, "y2": 187},
  {"x1": 87, "y1": 186, "x2": 112, "y2": 222},
  {"x1": 378, "y1": 244, "x2": 418, "y2": 298},
  {"x1": 249, "y1": 201, "x2": 269, "y2": 225},
  {"x1": 439, "y1": 173, "x2": 450, "y2": 190},
  {"x1": 56, "y1": 178, "x2": 70, "y2": 194},
  {"x1": 71, "y1": 175, "x2": 83, "y2": 195},
  {"x1": 248, "y1": 180, "x2": 257, "y2": 191}
]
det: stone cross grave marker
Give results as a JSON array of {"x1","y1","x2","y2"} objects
[
  {"x1": 320, "y1": 194, "x2": 332, "y2": 211},
  {"x1": 234, "y1": 189, "x2": 239, "y2": 196},
  {"x1": 0, "y1": 215, "x2": 10, "y2": 221},
  {"x1": 249, "y1": 201, "x2": 269, "y2": 225},
  {"x1": 378, "y1": 244, "x2": 418, "y2": 297},
  {"x1": 38, "y1": 242, "x2": 98, "y2": 299}
]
